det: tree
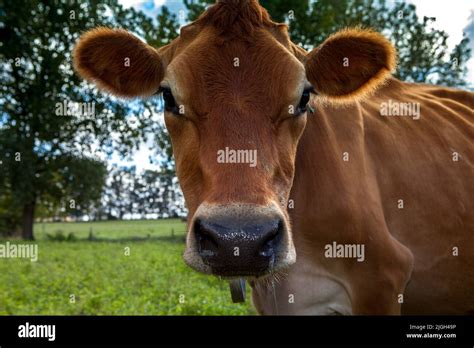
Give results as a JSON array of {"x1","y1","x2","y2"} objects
[
  {"x1": 137, "y1": 169, "x2": 185, "y2": 218},
  {"x1": 0, "y1": 0, "x2": 180, "y2": 238},
  {"x1": 102, "y1": 166, "x2": 185, "y2": 220},
  {"x1": 103, "y1": 165, "x2": 135, "y2": 220}
]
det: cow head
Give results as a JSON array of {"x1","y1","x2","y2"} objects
[{"x1": 73, "y1": 0, "x2": 395, "y2": 278}]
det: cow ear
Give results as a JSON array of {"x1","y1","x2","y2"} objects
[
  {"x1": 73, "y1": 27, "x2": 164, "y2": 98},
  {"x1": 305, "y1": 28, "x2": 396, "y2": 102}
]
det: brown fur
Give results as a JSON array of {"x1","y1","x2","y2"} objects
[
  {"x1": 73, "y1": 0, "x2": 474, "y2": 315},
  {"x1": 194, "y1": 0, "x2": 277, "y2": 40},
  {"x1": 277, "y1": 79, "x2": 473, "y2": 314},
  {"x1": 73, "y1": 27, "x2": 163, "y2": 97},
  {"x1": 306, "y1": 28, "x2": 397, "y2": 102}
]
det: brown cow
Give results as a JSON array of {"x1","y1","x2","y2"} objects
[{"x1": 73, "y1": 0, "x2": 474, "y2": 314}]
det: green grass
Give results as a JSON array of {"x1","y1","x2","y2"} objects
[
  {"x1": 35, "y1": 218, "x2": 186, "y2": 240},
  {"x1": 0, "y1": 219, "x2": 256, "y2": 315}
]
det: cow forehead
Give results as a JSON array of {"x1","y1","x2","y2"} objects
[{"x1": 163, "y1": 27, "x2": 306, "y2": 114}]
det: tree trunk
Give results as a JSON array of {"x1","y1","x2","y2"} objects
[{"x1": 22, "y1": 202, "x2": 36, "y2": 240}]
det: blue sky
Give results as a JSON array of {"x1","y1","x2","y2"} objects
[{"x1": 119, "y1": 0, "x2": 189, "y2": 24}]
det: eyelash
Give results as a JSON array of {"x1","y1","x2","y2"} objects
[
  {"x1": 296, "y1": 87, "x2": 314, "y2": 115},
  {"x1": 158, "y1": 87, "x2": 180, "y2": 115}
]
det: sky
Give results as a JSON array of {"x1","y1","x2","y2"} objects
[
  {"x1": 114, "y1": 0, "x2": 474, "y2": 172},
  {"x1": 408, "y1": 0, "x2": 474, "y2": 82}
]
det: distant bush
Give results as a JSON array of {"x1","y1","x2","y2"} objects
[{"x1": 46, "y1": 230, "x2": 77, "y2": 242}]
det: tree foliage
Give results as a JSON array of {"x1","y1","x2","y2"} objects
[
  {"x1": 102, "y1": 165, "x2": 185, "y2": 220},
  {"x1": 0, "y1": 0, "x2": 180, "y2": 237}
]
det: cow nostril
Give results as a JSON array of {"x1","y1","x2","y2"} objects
[
  {"x1": 195, "y1": 219, "x2": 219, "y2": 257},
  {"x1": 191, "y1": 214, "x2": 288, "y2": 276},
  {"x1": 259, "y1": 220, "x2": 283, "y2": 258}
]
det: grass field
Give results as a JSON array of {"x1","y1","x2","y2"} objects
[{"x1": 0, "y1": 219, "x2": 256, "y2": 315}]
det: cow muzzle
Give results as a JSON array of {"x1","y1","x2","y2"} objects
[{"x1": 184, "y1": 203, "x2": 296, "y2": 278}]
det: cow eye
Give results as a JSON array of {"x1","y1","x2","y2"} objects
[
  {"x1": 297, "y1": 87, "x2": 314, "y2": 115},
  {"x1": 159, "y1": 87, "x2": 180, "y2": 114}
]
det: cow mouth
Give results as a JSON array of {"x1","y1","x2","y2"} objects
[
  {"x1": 213, "y1": 270, "x2": 274, "y2": 278},
  {"x1": 184, "y1": 246, "x2": 295, "y2": 279},
  {"x1": 184, "y1": 231, "x2": 296, "y2": 278},
  {"x1": 225, "y1": 268, "x2": 291, "y2": 303}
]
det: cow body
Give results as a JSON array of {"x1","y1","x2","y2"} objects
[{"x1": 252, "y1": 78, "x2": 474, "y2": 314}]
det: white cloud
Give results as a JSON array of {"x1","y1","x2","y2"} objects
[
  {"x1": 110, "y1": 144, "x2": 160, "y2": 173},
  {"x1": 410, "y1": 0, "x2": 472, "y2": 48},
  {"x1": 410, "y1": 0, "x2": 474, "y2": 84}
]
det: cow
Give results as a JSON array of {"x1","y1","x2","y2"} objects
[{"x1": 73, "y1": 0, "x2": 474, "y2": 315}]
